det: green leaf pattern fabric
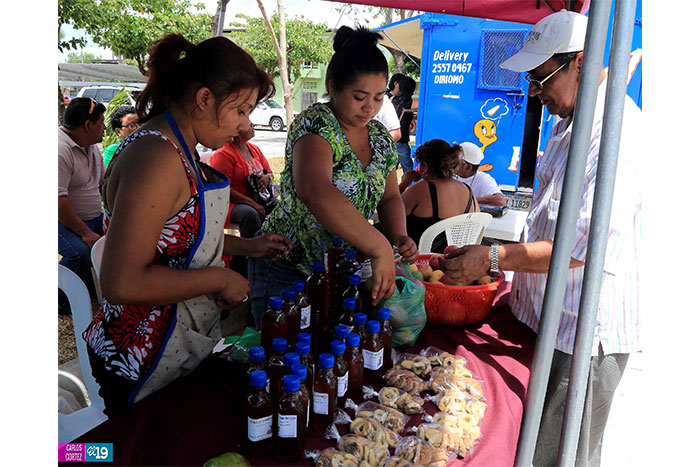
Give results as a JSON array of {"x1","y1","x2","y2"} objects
[{"x1": 261, "y1": 103, "x2": 398, "y2": 274}]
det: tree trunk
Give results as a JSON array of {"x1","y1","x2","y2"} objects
[
  {"x1": 391, "y1": 50, "x2": 405, "y2": 74},
  {"x1": 257, "y1": 0, "x2": 294, "y2": 128},
  {"x1": 211, "y1": 0, "x2": 230, "y2": 36},
  {"x1": 58, "y1": 83, "x2": 66, "y2": 126}
]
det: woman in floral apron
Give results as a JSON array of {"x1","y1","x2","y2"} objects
[
  {"x1": 250, "y1": 26, "x2": 419, "y2": 327},
  {"x1": 83, "y1": 33, "x2": 291, "y2": 416}
]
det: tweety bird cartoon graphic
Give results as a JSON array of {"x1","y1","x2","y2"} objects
[{"x1": 473, "y1": 118, "x2": 496, "y2": 171}]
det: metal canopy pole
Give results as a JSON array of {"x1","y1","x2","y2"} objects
[
  {"x1": 557, "y1": 0, "x2": 636, "y2": 464},
  {"x1": 514, "y1": 1, "x2": 612, "y2": 466}
]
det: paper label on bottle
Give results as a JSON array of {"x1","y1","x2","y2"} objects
[
  {"x1": 313, "y1": 391, "x2": 329, "y2": 415},
  {"x1": 337, "y1": 371, "x2": 348, "y2": 397},
  {"x1": 278, "y1": 414, "x2": 297, "y2": 438},
  {"x1": 300, "y1": 306, "x2": 311, "y2": 329},
  {"x1": 247, "y1": 415, "x2": 273, "y2": 442},
  {"x1": 362, "y1": 348, "x2": 384, "y2": 371}
]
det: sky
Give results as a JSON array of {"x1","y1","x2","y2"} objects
[{"x1": 57, "y1": 0, "x2": 386, "y2": 62}]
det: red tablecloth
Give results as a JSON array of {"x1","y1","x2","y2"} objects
[{"x1": 70, "y1": 285, "x2": 535, "y2": 466}]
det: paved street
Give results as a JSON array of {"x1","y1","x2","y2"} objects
[{"x1": 197, "y1": 127, "x2": 287, "y2": 161}]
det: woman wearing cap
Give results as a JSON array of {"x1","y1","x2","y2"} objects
[
  {"x1": 454, "y1": 141, "x2": 506, "y2": 207},
  {"x1": 249, "y1": 25, "x2": 419, "y2": 328},
  {"x1": 401, "y1": 139, "x2": 479, "y2": 252},
  {"x1": 82, "y1": 33, "x2": 291, "y2": 416}
]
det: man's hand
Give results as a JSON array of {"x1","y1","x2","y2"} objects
[
  {"x1": 81, "y1": 230, "x2": 102, "y2": 249},
  {"x1": 438, "y1": 245, "x2": 490, "y2": 284},
  {"x1": 394, "y1": 235, "x2": 418, "y2": 263}
]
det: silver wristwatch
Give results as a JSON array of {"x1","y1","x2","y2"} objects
[{"x1": 489, "y1": 244, "x2": 499, "y2": 276}]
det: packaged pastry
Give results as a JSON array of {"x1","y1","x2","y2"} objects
[
  {"x1": 363, "y1": 385, "x2": 425, "y2": 415},
  {"x1": 394, "y1": 353, "x2": 433, "y2": 378},
  {"x1": 424, "y1": 389, "x2": 474, "y2": 414},
  {"x1": 394, "y1": 435, "x2": 453, "y2": 467},
  {"x1": 345, "y1": 400, "x2": 409, "y2": 433},
  {"x1": 429, "y1": 373, "x2": 484, "y2": 399},
  {"x1": 337, "y1": 433, "x2": 389, "y2": 467},
  {"x1": 384, "y1": 368, "x2": 430, "y2": 395},
  {"x1": 419, "y1": 346, "x2": 468, "y2": 368},
  {"x1": 426, "y1": 411, "x2": 480, "y2": 434},
  {"x1": 306, "y1": 447, "x2": 360, "y2": 467},
  {"x1": 413, "y1": 423, "x2": 478, "y2": 457},
  {"x1": 431, "y1": 364, "x2": 473, "y2": 379},
  {"x1": 386, "y1": 456, "x2": 413, "y2": 467},
  {"x1": 349, "y1": 416, "x2": 401, "y2": 448}
]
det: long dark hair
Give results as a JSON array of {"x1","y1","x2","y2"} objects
[
  {"x1": 325, "y1": 26, "x2": 388, "y2": 93},
  {"x1": 136, "y1": 34, "x2": 274, "y2": 122},
  {"x1": 394, "y1": 76, "x2": 416, "y2": 110},
  {"x1": 415, "y1": 139, "x2": 462, "y2": 179}
]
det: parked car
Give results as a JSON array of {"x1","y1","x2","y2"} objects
[
  {"x1": 250, "y1": 99, "x2": 287, "y2": 131},
  {"x1": 76, "y1": 85, "x2": 142, "y2": 106}
]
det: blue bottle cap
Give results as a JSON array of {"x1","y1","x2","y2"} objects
[
  {"x1": 293, "y1": 280, "x2": 305, "y2": 292},
  {"x1": 346, "y1": 332, "x2": 360, "y2": 348},
  {"x1": 250, "y1": 370, "x2": 268, "y2": 388},
  {"x1": 318, "y1": 353, "x2": 334, "y2": 369},
  {"x1": 367, "y1": 320, "x2": 380, "y2": 334},
  {"x1": 283, "y1": 374, "x2": 300, "y2": 393},
  {"x1": 295, "y1": 340, "x2": 310, "y2": 356},
  {"x1": 292, "y1": 363, "x2": 307, "y2": 381},
  {"x1": 354, "y1": 312, "x2": 367, "y2": 326},
  {"x1": 332, "y1": 237, "x2": 343, "y2": 248},
  {"x1": 284, "y1": 352, "x2": 300, "y2": 369},
  {"x1": 269, "y1": 296, "x2": 283, "y2": 309},
  {"x1": 297, "y1": 332, "x2": 311, "y2": 345},
  {"x1": 283, "y1": 288, "x2": 296, "y2": 301},
  {"x1": 334, "y1": 324, "x2": 349, "y2": 339},
  {"x1": 330, "y1": 339, "x2": 346, "y2": 356},
  {"x1": 345, "y1": 249, "x2": 357, "y2": 260},
  {"x1": 272, "y1": 337, "x2": 287, "y2": 353},
  {"x1": 349, "y1": 274, "x2": 361, "y2": 286},
  {"x1": 343, "y1": 298, "x2": 356, "y2": 310},
  {"x1": 249, "y1": 345, "x2": 265, "y2": 362},
  {"x1": 378, "y1": 308, "x2": 391, "y2": 321},
  {"x1": 312, "y1": 262, "x2": 325, "y2": 273}
]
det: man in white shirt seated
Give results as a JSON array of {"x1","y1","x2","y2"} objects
[{"x1": 454, "y1": 141, "x2": 506, "y2": 206}]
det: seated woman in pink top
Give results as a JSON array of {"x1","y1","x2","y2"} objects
[{"x1": 210, "y1": 122, "x2": 278, "y2": 238}]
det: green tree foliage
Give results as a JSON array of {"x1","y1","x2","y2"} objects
[
  {"x1": 230, "y1": 13, "x2": 333, "y2": 83},
  {"x1": 102, "y1": 88, "x2": 135, "y2": 148},
  {"x1": 66, "y1": 51, "x2": 104, "y2": 63},
  {"x1": 58, "y1": 0, "x2": 211, "y2": 75}
]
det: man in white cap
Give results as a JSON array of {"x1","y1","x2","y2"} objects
[
  {"x1": 440, "y1": 10, "x2": 642, "y2": 466},
  {"x1": 453, "y1": 141, "x2": 506, "y2": 207}
]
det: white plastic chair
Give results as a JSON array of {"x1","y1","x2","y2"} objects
[
  {"x1": 90, "y1": 236, "x2": 106, "y2": 303},
  {"x1": 418, "y1": 212, "x2": 493, "y2": 253},
  {"x1": 58, "y1": 264, "x2": 107, "y2": 443}
]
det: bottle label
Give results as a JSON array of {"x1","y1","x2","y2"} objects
[
  {"x1": 337, "y1": 371, "x2": 348, "y2": 398},
  {"x1": 278, "y1": 414, "x2": 298, "y2": 438},
  {"x1": 362, "y1": 348, "x2": 384, "y2": 371},
  {"x1": 313, "y1": 391, "x2": 329, "y2": 415},
  {"x1": 300, "y1": 305, "x2": 311, "y2": 329},
  {"x1": 247, "y1": 415, "x2": 273, "y2": 442}
]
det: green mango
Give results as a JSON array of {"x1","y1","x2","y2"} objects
[
  {"x1": 411, "y1": 270, "x2": 424, "y2": 281},
  {"x1": 203, "y1": 452, "x2": 250, "y2": 467}
]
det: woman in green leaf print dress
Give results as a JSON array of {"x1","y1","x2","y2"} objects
[{"x1": 249, "y1": 25, "x2": 419, "y2": 327}]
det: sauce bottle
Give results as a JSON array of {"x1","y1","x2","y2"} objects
[
  {"x1": 353, "y1": 312, "x2": 367, "y2": 346},
  {"x1": 326, "y1": 236, "x2": 345, "y2": 275},
  {"x1": 377, "y1": 308, "x2": 393, "y2": 372},
  {"x1": 291, "y1": 363, "x2": 310, "y2": 429},
  {"x1": 344, "y1": 332, "x2": 364, "y2": 402},
  {"x1": 311, "y1": 353, "x2": 337, "y2": 431},
  {"x1": 245, "y1": 369, "x2": 273, "y2": 457},
  {"x1": 342, "y1": 274, "x2": 363, "y2": 316},
  {"x1": 295, "y1": 340, "x2": 314, "y2": 390},
  {"x1": 307, "y1": 262, "x2": 329, "y2": 358},
  {"x1": 261, "y1": 296, "x2": 287, "y2": 357},
  {"x1": 297, "y1": 332, "x2": 311, "y2": 348},
  {"x1": 334, "y1": 324, "x2": 349, "y2": 343},
  {"x1": 294, "y1": 280, "x2": 311, "y2": 332},
  {"x1": 247, "y1": 345, "x2": 266, "y2": 379},
  {"x1": 330, "y1": 339, "x2": 349, "y2": 408},
  {"x1": 338, "y1": 297, "x2": 356, "y2": 333},
  {"x1": 268, "y1": 337, "x2": 287, "y2": 407},
  {"x1": 333, "y1": 250, "x2": 360, "y2": 320},
  {"x1": 277, "y1": 352, "x2": 300, "y2": 414},
  {"x1": 362, "y1": 320, "x2": 384, "y2": 389},
  {"x1": 276, "y1": 375, "x2": 304, "y2": 463},
  {"x1": 282, "y1": 288, "x2": 301, "y2": 349}
]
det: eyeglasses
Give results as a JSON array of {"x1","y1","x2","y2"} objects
[{"x1": 524, "y1": 61, "x2": 569, "y2": 90}]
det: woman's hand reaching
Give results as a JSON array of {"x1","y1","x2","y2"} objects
[
  {"x1": 214, "y1": 267, "x2": 250, "y2": 310},
  {"x1": 369, "y1": 243, "x2": 396, "y2": 306},
  {"x1": 247, "y1": 233, "x2": 292, "y2": 260}
]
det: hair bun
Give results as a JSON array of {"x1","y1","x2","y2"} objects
[{"x1": 333, "y1": 25, "x2": 381, "y2": 52}]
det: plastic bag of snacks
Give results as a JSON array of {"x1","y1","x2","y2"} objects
[
  {"x1": 378, "y1": 273, "x2": 426, "y2": 347},
  {"x1": 424, "y1": 411, "x2": 481, "y2": 434},
  {"x1": 409, "y1": 422, "x2": 478, "y2": 457},
  {"x1": 336, "y1": 433, "x2": 389, "y2": 467},
  {"x1": 393, "y1": 435, "x2": 454, "y2": 467},
  {"x1": 363, "y1": 385, "x2": 425, "y2": 415},
  {"x1": 344, "y1": 400, "x2": 409, "y2": 433},
  {"x1": 306, "y1": 447, "x2": 360, "y2": 467},
  {"x1": 393, "y1": 353, "x2": 433, "y2": 378},
  {"x1": 349, "y1": 417, "x2": 401, "y2": 449},
  {"x1": 429, "y1": 372, "x2": 485, "y2": 399},
  {"x1": 386, "y1": 456, "x2": 413, "y2": 467},
  {"x1": 419, "y1": 346, "x2": 468, "y2": 368},
  {"x1": 424, "y1": 389, "x2": 477, "y2": 414},
  {"x1": 383, "y1": 368, "x2": 430, "y2": 395}
]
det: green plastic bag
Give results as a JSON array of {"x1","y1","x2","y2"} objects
[
  {"x1": 379, "y1": 264, "x2": 427, "y2": 347},
  {"x1": 225, "y1": 327, "x2": 261, "y2": 363}
]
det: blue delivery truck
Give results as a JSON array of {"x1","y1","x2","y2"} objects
[{"x1": 375, "y1": 1, "x2": 642, "y2": 242}]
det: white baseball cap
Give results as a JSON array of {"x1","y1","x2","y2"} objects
[
  {"x1": 459, "y1": 142, "x2": 484, "y2": 165},
  {"x1": 500, "y1": 10, "x2": 588, "y2": 72}
]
